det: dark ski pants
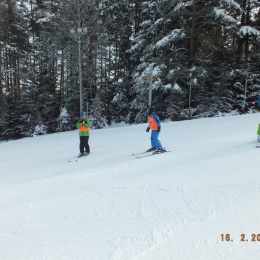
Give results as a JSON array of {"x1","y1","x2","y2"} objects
[{"x1": 79, "y1": 136, "x2": 90, "y2": 154}]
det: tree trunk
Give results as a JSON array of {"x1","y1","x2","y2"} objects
[
  {"x1": 190, "y1": 0, "x2": 196, "y2": 57},
  {"x1": 0, "y1": 47, "x2": 3, "y2": 108},
  {"x1": 236, "y1": 0, "x2": 247, "y2": 64},
  {"x1": 245, "y1": 2, "x2": 251, "y2": 62}
]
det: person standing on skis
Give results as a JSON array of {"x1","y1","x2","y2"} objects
[
  {"x1": 76, "y1": 111, "x2": 91, "y2": 157},
  {"x1": 146, "y1": 106, "x2": 165, "y2": 153}
]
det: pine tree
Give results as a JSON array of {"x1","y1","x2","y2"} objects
[
  {"x1": 90, "y1": 93, "x2": 107, "y2": 129},
  {"x1": 98, "y1": 0, "x2": 139, "y2": 117}
]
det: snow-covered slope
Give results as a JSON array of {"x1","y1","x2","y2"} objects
[{"x1": 1, "y1": 114, "x2": 260, "y2": 260}]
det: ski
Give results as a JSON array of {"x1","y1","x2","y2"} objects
[
  {"x1": 132, "y1": 151, "x2": 153, "y2": 156},
  {"x1": 136, "y1": 151, "x2": 170, "y2": 158},
  {"x1": 69, "y1": 156, "x2": 84, "y2": 162},
  {"x1": 75, "y1": 154, "x2": 89, "y2": 162},
  {"x1": 69, "y1": 151, "x2": 94, "y2": 162},
  {"x1": 69, "y1": 157, "x2": 76, "y2": 162}
]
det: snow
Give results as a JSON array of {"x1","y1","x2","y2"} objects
[
  {"x1": 173, "y1": 83, "x2": 181, "y2": 91},
  {"x1": 213, "y1": 8, "x2": 237, "y2": 24},
  {"x1": 220, "y1": 0, "x2": 242, "y2": 11},
  {"x1": 1, "y1": 114, "x2": 260, "y2": 259},
  {"x1": 163, "y1": 83, "x2": 171, "y2": 90},
  {"x1": 154, "y1": 18, "x2": 164, "y2": 27},
  {"x1": 140, "y1": 20, "x2": 152, "y2": 28},
  {"x1": 155, "y1": 29, "x2": 185, "y2": 49},
  {"x1": 175, "y1": 1, "x2": 193, "y2": 12},
  {"x1": 112, "y1": 93, "x2": 125, "y2": 103},
  {"x1": 36, "y1": 14, "x2": 55, "y2": 24},
  {"x1": 128, "y1": 39, "x2": 145, "y2": 54},
  {"x1": 59, "y1": 107, "x2": 68, "y2": 118},
  {"x1": 240, "y1": 26, "x2": 260, "y2": 37}
]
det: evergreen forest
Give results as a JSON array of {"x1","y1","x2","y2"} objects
[{"x1": 1, "y1": 0, "x2": 260, "y2": 140}]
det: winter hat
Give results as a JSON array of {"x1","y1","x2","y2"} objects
[
  {"x1": 80, "y1": 111, "x2": 86, "y2": 117},
  {"x1": 147, "y1": 105, "x2": 155, "y2": 115}
]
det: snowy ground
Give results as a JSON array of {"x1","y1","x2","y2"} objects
[{"x1": 1, "y1": 113, "x2": 260, "y2": 260}]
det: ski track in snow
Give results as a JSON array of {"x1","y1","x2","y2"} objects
[{"x1": 1, "y1": 114, "x2": 260, "y2": 259}]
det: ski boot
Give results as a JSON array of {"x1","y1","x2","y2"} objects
[
  {"x1": 153, "y1": 148, "x2": 166, "y2": 154},
  {"x1": 146, "y1": 147, "x2": 156, "y2": 152}
]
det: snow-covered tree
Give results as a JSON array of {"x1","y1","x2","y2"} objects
[{"x1": 90, "y1": 93, "x2": 107, "y2": 129}]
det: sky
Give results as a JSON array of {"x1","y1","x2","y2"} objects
[{"x1": 1, "y1": 113, "x2": 260, "y2": 260}]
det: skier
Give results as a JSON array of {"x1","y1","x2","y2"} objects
[
  {"x1": 76, "y1": 111, "x2": 91, "y2": 157},
  {"x1": 256, "y1": 96, "x2": 260, "y2": 148},
  {"x1": 257, "y1": 124, "x2": 260, "y2": 148},
  {"x1": 146, "y1": 106, "x2": 166, "y2": 153}
]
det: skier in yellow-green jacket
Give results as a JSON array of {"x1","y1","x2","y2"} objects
[{"x1": 76, "y1": 111, "x2": 91, "y2": 157}]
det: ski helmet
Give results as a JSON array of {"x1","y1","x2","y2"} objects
[
  {"x1": 147, "y1": 105, "x2": 155, "y2": 115},
  {"x1": 80, "y1": 111, "x2": 86, "y2": 117}
]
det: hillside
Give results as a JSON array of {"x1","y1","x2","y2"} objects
[{"x1": 1, "y1": 114, "x2": 260, "y2": 260}]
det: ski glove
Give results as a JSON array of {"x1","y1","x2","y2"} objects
[
  {"x1": 146, "y1": 127, "x2": 150, "y2": 132},
  {"x1": 157, "y1": 127, "x2": 161, "y2": 132}
]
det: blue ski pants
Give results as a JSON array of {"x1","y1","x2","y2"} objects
[{"x1": 151, "y1": 130, "x2": 162, "y2": 149}]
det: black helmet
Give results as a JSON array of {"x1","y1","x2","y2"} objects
[{"x1": 147, "y1": 105, "x2": 155, "y2": 115}]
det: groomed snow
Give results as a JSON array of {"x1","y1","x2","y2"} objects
[{"x1": 1, "y1": 113, "x2": 260, "y2": 259}]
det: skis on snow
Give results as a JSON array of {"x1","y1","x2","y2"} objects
[
  {"x1": 69, "y1": 151, "x2": 95, "y2": 162},
  {"x1": 69, "y1": 156, "x2": 86, "y2": 162},
  {"x1": 132, "y1": 149, "x2": 170, "y2": 158},
  {"x1": 69, "y1": 149, "x2": 169, "y2": 162},
  {"x1": 136, "y1": 151, "x2": 170, "y2": 158},
  {"x1": 132, "y1": 151, "x2": 153, "y2": 156}
]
